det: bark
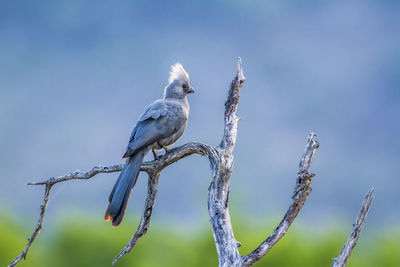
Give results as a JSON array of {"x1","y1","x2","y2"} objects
[
  {"x1": 332, "y1": 189, "x2": 375, "y2": 267},
  {"x1": 241, "y1": 133, "x2": 319, "y2": 266}
]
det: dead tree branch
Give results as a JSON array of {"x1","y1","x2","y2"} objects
[
  {"x1": 241, "y1": 133, "x2": 319, "y2": 266},
  {"x1": 206, "y1": 58, "x2": 246, "y2": 266},
  {"x1": 10, "y1": 59, "x2": 326, "y2": 267},
  {"x1": 112, "y1": 172, "x2": 160, "y2": 264},
  {"x1": 332, "y1": 189, "x2": 375, "y2": 267},
  {"x1": 112, "y1": 142, "x2": 218, "y2": 264},
  {"x1": 8, "y1": 142, "x2": 214, "y2": 267},
  {"x1": 8, "y1": 164, "x2": 123, "y2": 267}
]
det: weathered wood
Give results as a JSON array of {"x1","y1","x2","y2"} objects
[
  {"x1": 332, "y1": 189, "x2": 375, "y2": 267},
  {"x1": 208, "y1": 58, "x2": 246, "y2": 266},
  {"x1": 7, "y1": 141, "x2": 216, "y2": 267},
  {"x1": 113, "y1": 141, "x2": 219, "y2": 264},
  {"x1": 112, "y1": 172, "x2": 160, "y2": 264},
  {"x1": 241, "y1": 133, "x2": 319, "y2": 266}
]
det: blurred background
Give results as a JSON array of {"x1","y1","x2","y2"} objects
[{"x1": 1, "y1": 0, "x2": 399, "y2": 266}]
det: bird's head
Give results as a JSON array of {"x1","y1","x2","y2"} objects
[{"x1": 164, "y1": 63, "x2": 195, "y2": 99}]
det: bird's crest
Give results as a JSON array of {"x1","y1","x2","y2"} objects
[{"x1": 168, "y1": 63, "x2": 189, "y2": 85}]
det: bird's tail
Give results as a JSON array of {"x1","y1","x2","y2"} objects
[{"x1": 105, "y1": 150, "x2": 145, "y2": 227}]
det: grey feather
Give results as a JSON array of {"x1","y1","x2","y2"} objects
[
  {"x1": 107, "y1": 150, "x2": 145, "y2": 216},
  {"x1": 105, "y1": 62, "x2": 194, "y2": 226}
]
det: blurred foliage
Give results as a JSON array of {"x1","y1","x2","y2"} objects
[{"x1": 1, "y1": 215, "x2": 399, "y2": 267}]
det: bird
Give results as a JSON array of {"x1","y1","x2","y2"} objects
[{"x1": 105, "y1": 63, "x2": 194, "y2": 227}]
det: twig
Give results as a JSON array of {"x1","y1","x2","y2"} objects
[
  {"x1": 8, "y1": 184, "x2": 50, "y2": 267},
  {"x1": 8, "y1": 165, "x2": 123, "y2": 267},
  {"x1": 28, "y1": 164, "x2": 124, "y2": 186},
  {"x1": 241, "y1": 133, "x2": 319, "y2": 266},
  {"x1": 332, "y1": 189, "x2": 375, "y2": 267}
]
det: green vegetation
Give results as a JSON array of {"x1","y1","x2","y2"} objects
[{"x1": 1, "y1": 215, "x2": 399, "y2": 267}]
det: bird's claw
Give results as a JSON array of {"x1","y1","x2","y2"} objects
[
  {"x1": 162, "y1": 146, "x2": 170, "y2": 154},
  {"x1": 152, "y1": 150, "x2": 159, "y2": 160}
]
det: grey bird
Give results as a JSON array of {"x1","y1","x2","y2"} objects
[{"x1": 105, "y1": 63, "x2": 194, "y2": 227}]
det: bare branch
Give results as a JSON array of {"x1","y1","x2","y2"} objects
[
  {"x1": 27, "y1": 164, "x2": 124, "y2": 186},
  {"x1": 112, "y1": 172, "x2": 161, "y2": 264},
  {"x1": 8, "y1": 184, "x2": 51, "y2": 267},
  {"x1": 9, "y1": 164, "x2": 127, "y2": 267},
  {"x1": 113, "y1": 142, "x2": 219, "y2": 264},
  {"x1": 8, "y1": 141, "x2": 215, "y2": 267},
  {"x1": 219, "y1": 57, "x2": 245, "y2": 152},
  {"x1": 332, "y1": 189, "x2": 375, "y2": 267},
  {"x1": 207, "y1": 58, "x2": 246, "y2": 266},
  {"x1": 242, "y1": 133, "x2": 319, "y2": 266},
  {"x1": 141, "y1": 142, "x2": 218, "y2": 173}
]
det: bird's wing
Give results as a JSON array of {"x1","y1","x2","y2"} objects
[
  {"x1": 124, "y1": 101, "x2": 180, "y2": 158},
  {"x1": 138, "y1": 103, "x2": 168, "y2": 122},
  {"x1": 127, "y1": 100, "x2": 167, "y2": 143}
]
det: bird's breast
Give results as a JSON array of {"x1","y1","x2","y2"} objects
[{"x1": 158, "y1": 118, "x2": 187, "y2": 148}]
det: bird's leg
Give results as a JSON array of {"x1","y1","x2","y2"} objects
[
  {"x1": 152, "y1": 149, "x2": 159, "y2": 160},
  {"x1": 158, "y1": 143, "x2": 170, "y2": 155}
]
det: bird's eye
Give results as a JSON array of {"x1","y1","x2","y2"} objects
[{"x1": 182, "y1": 84, "x2": 187, "y2": 89}]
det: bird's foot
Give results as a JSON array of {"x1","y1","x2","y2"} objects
[
  {"x1": 162, "y1": 145, "x2": 170, "y2": 154},
  {"x1": 152, "y1": 149, "x2": 160, "y2": 160}
]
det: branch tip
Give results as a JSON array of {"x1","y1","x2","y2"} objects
[
  {"x1": 332, "y1": 188, "x2": 374, "y2": 267},
  {"x1": 236, "y1": 57, "x2": 245, "y2": 83}
]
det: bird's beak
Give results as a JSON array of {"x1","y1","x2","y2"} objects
[{"x1": 188, "y1": 87, "x2": 195, "y2": 94}]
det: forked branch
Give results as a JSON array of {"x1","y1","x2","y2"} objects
[
  {"x1": 112, "y1": 142, "x2": 218, "y2": 264},
  {"x1": 8, "y1": 164, "x2": 123, "y2": 267},
  {"x1": 8, "y1": 142, "x2": 215, "y2": 267}
]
